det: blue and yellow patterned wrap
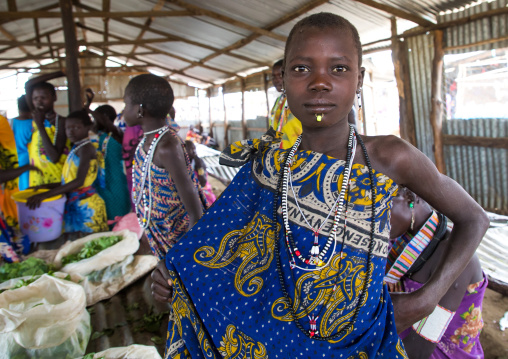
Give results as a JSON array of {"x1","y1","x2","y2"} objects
[
  {"x1": 165, "y1": 136, "x2": 408, "y2": 359},
  {"x1": 62, "y1": 145, "x2": 108, "y2": 234}
]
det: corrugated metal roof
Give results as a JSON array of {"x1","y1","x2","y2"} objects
[{"x1": 0, "y1": 0, "x2": 485, "y2": 88}]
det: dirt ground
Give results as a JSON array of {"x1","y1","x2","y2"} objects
[{"x1": 481, "y1": 288, "x2": 508, "y2": 358}]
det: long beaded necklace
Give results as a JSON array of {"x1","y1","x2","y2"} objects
[
  {"x1": 64, "y1": 138, "x2": 91, "y2": 178},
  {"x1": 283, "y1": 125, "x2": 357, "y2": 271},
  {"x1": 273, "y1": 129, "x2": 377, "y2": 341},
  {"x1": 132, "y1": 126, "x2": 170, "y2": 229}
]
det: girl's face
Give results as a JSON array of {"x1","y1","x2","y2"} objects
[
  {"x1": 122, "y1": 94, "x2": 140, "y2": 127},
  {"x1": 283, "y1": 26, "x2": 364, "y2": 129},
  {"x1": 65, "y1": 117, "x2": 89, "y2": 143},
  {"x1": 32, "y1": 88, "x2": 56, "y2": 115}
]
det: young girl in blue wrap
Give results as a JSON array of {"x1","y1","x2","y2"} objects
[{"x1": 152, "y1": 12, "x2": 489, "y2": 358}]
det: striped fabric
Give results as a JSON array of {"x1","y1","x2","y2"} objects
[{"x1": 385, "y1": 211, "x2": 439, "y2": 284}]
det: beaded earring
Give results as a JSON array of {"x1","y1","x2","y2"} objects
[
  {"x1": 356, "y1": 89, "x2": 362, "y2": 109},
  {"x1": 409, "y1": 201, "x2": 415, "y2": 231},
  {"x1": 137, "y1": 104, "x2": 144, "y2": 119}
]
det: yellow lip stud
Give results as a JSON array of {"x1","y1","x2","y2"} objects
[{"x1": 316, "y1": 114, "x2": 323, "y2": 122}]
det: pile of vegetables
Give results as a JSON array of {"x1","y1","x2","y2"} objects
[
  {"x1": 61, "y1": 235, "x2": 122, "y2": 266},
  {"x1": 0, "y1": 257, "x2": 55, "y2": 284}
]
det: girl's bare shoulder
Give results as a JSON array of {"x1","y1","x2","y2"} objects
[{"x1": 361, "y1": 134, "x2": 425, "y2": 183}]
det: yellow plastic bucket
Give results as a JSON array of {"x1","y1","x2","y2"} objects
[{"x1": 12, "y1": 189, "x2": 66, "y2": 243}]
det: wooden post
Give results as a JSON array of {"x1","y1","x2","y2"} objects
[
  {"x1": 241, "y1": 78, "x2": 248, "y2": 140},
  {"x1": 430, "y1": 30, "x2": 446, "y2": 174},
  {"x1": 207, "y1": 88, "x2": 213, "y2": 138},
  {"x1": 222, "y1": 85, "x2": 228, "y2": 147},
  {"x1": 263, "y1": 71, "x2": 270, "y2": 129},
  {"x1": 391, "y1": 17, "x2": 417, "y2": 146},
  {"x1": 59, "y1": 0, "x2": 82, "y2": 112}
]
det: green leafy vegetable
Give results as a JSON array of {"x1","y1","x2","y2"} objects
[
  {"x1": 61, "y1": 235, "x2": 122, "y2": 266},
  {"x1": 151, "y1": 336, "x2": 165, "y2": 345},
  {"x1": 0, "y1": 257, "x2": 55, "y2": 284}
]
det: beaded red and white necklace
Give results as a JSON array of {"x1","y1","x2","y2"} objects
[
  {"x1": 282, "y1": 124, "x2": 357, "y2": 271},
  {"x1": 132, "y1": 125, "x2": 170, "y2": 229}
]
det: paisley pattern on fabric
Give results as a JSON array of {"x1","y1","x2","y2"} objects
[
  {"x1": 165, "y1": 137, "x2": 406, "y2": 358},
  {"x1": 62, "y1": 148, "x2": 107, "y2": 233},
  {"x1": 271, "y1": 253, "x2": 372, "y2": 342},
  {"x1": 195, "y1": 212, "x2": 279, "y2": 297},
  {"x1": 218, "y1": 325, "x2": 267, "y2": 359}
]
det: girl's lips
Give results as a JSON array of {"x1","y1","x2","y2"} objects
[{"x1": 304, "y1": 104, "x2": 336, "y2": 113}]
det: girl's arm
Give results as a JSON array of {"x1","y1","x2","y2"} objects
[
  {"x1": 26, "y1": 145, "x2": 94, "y2": 209},
  {"x1": 373, "y1": 136, "x2": 489, "y2": 332},
  {"x1": 32, "y1": 109, "x2": 66, "y2": 163},
  {"x1": 0, "y1": 165, "x2": 42, "y2": 183},
  {"x1": 194, "y1": 157, "x2": 208, "y2": 188},
  {"x1": 156, "y1": 135, "x2": 203, "y2": 228}
]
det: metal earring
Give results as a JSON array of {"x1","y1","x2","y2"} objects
[
  {"x1": 356, "y1": 89, "x2": 362, "y2": 109},
  {"x1": 137, "y1": 104, "x2": 143, "y2": 118}
]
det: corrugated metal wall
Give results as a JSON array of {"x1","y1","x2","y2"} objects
[
  {"x1": 406, "y1": 32, "x2": 436, "y2": 162},
  {"x1": 444, "y1": 119, "x2": 508, "y2": 214},
  {"x1": 439, "y1": 0, "x2": 508, "y2": 54}
]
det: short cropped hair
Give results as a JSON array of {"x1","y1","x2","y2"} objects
[
  {"x1": 95, "y1": 104, "x2": 117, "y2": 122},
  {"x1": 67, "y1": 109, "x2": 92, "y2": 127},
  {"x1": 272, "y1": 59, "x2": 283, "y2": 69},
  {"x1": 17, "y1": 95, "x2": 30, "y2": 113},
  {"x1": 284, "y1": 12, "x2": 362, "y2": 68},
  {"x1": 124, "y1": 74, "x2": 174, "y2": 119},
  {"x1": 31, "y1": 81, "x2": 56, "y2": 97}
]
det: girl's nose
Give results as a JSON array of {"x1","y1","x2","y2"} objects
[{"x1": 308, "y1": 71, "x2": 332, "y2": 92}]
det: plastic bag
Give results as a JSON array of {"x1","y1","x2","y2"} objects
[
  {"x1": 81, "y1": 344, "x2": 162, "y2": 359},
  {"x1": 53, "y1": 230, "x2": 139, "y2": 276},
  {"x1": 110, "y1": 213, "x2": 143, "y2": 239},
  {"x1": 0, "y1": 274, "x2": 91, "y2": 359}
]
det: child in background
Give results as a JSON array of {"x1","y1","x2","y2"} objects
[
  {"x1": 27, "y1": 110, "x2": 107, "y2": 234},
  {"x1": 25, "y1": 72, "x2": 69, "y2": 187},
  {"x1": 11, "y1": 95, "x2": 33, "y2": 191},
  {"x1": 387, "y1": 186, "x2": 486, "y2": 358},
  {"x1": 93, "y1": 104, "x2": 131, "y2": 222},
  {"x1": 184, "y1": 140, "x2": 216, "y2": 205},
  {"x1": 124, "y1": 74, "x2": 208, "y2": 260}
]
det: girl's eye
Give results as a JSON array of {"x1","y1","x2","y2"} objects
[
  {"x1": 333, "y1": 66, "x2": 348, "y2": 73},
  {"x1": 292, "y1": 65, "x2": 309, "y2": 73}
]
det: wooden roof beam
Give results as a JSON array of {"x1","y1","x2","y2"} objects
[
  {"x1": 167, "y1": 0, "x2": 287, "y2": 42},
  {"x1": 352, "y1": 0, "x2": 434, "y2": 26},
  {"x1": 124, "y1": 0, "x2": 166, "y2": 65},
  {"x1": 73, "y1": 2, "x2": 267, "y2": 67},
  {"x1": 0, "y1": 37, "x2": 178, "y2": 47},
  {"x1": 0, "y1": 25, "x2": 42, "y2": 65},
  {"x1": 0, "y1": 10, "x2": 193, "y2": 19},
  {"x1": 0, "y1": 3, "x2": 59, "y2": 26},
  {"x1": 103, "y1": 48, "x2": 214, "y2": 85},
  {"x1": 7, "y1": 0, "x2": 17, "y2": 12},
  {"x1": 0, "y1": 27, "x2": 62, "y2": 55},
  {"x1": 76, "y1": 22, "x2": 238, "y2": 78},
  {"x1": 180, "y1": 0, "x2": 330, "y2": 72}
]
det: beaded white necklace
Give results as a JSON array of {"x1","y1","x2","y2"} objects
[
  {"x1": 132, "y1": 126, "x2": 170, "y2": 229},
  {"x1": 282, "y1": 124, "x2": 357, "y2": 271}
]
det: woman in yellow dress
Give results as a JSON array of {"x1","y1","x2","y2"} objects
[{"x1": 27, "y1": 110, "x2": 107, "y2": 234}]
